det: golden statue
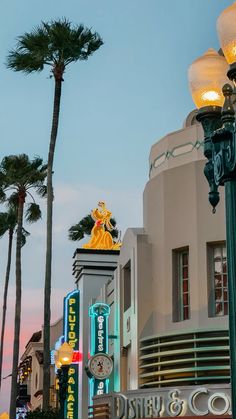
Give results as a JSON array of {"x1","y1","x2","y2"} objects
[{"x1": 83, "y1": 201, "x2": 122, "y2": 250}]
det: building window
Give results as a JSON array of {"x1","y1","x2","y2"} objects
[
  {"x1": 173, "y1": 247, "x2": 190, "y2": 322},
  {"x1": 208, "y1": 243, "x2": 228, "y2": 317},
  {"x1": 123, "y1": 261, "x2": 131, "y2": 312}
]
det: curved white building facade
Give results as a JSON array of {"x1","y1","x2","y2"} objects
[{"x1": 112, "y1": 112, "x2": 230, "y2": 398}]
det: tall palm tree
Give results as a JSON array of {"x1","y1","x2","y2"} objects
[
  {"x1": 7, "y1": 19, "x2": 103, "y2": 409},
  {"x1": 0, "y1": 209, "x2": 16, "y2": 393},
  {"x1": 0, "y1": 154, "x2": 47, "y2": 419},
  {"x1": 0, "y1": 207, "x2": 30, "y2": 392}
]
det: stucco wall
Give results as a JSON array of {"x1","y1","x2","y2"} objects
[
  {"x1": 143, "y1": 120, "x2": 227, "y2": 334},
  {"x1": 117, "y1": 119, "x2": 228, "y2": 392}
]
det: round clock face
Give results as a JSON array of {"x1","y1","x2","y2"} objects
[{"x1": 88, "y1": 353, "x2": 113, "y2": 380}]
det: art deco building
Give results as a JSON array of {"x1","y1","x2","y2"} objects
[
  {"x1": 114, "y1": 109, "x2": 228, "y2": 390},
  {"x1": 93, "y1": 110, "x2": 230, "y2": 418}
]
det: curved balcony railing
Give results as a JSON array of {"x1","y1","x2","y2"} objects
[{"x1": 139, "y1": 328, "x2": 230, "y2": 388}]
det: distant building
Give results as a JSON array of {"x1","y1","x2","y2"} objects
[{"x1": 17, "y1": 318, "x2": 62, "y2": 411}]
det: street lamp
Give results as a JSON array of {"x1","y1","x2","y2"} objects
[
  {"x1": 188, "y1": 48, "x2": 230, "y2": 210},
  {"x1": 188, "y1": 4, "x2": 236, "y2": 419},
  {"x1": 217, "y1": 2, "x2": 236, "y2": 70},
  {"x1": 55, "y1": 342, "x2": 73, "y2": 419}
]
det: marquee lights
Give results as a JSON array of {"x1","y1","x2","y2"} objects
[{"x1": 63, "y1": 290, "x2": 80, "y2": 419}]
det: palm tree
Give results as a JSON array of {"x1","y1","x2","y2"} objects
[
  {"x1": 0, "y1": 209, "x2": 16, "y2": 393},
  {"x1": 7, "y1": 19, "x2": 103, "y2": 409},
  {"x1": 68, "y1": 213, "x2": 119, "y2": 242},
  {"x1": 0, "y1": 154, "x2": 47, "y2": 419},
  {"x1": 0, "y1": 207, "x2": 30, "y2": 393}
]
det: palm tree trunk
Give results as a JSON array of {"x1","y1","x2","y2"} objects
[
  {"x1": 0, "y1": 228, "x2": 13, "y2": 391},
  {"x1": 10, "y1": 196, "x2": 24, "y2": 419},
  {"x1": 43, "y1": 76, "x2": 62, "y2": 410}
]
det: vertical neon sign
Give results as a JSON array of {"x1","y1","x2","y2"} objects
[
  {"x1": 89, "y1": 303, "x2": 110, "y2": 400},
  {"x1": 63, "y1": 290, "x2": 80, "y2": 419}
]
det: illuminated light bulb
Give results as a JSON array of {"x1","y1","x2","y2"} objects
[
  {"x1": 201, "y1": 90, "x2": 221, "y2": 102},
  {"x1": 188, "y1": 48, "x2": 230, "y2": 108},
  {"x1": 58, "y1": 342, "x2": 73, "y2": 366},
  {"x1": 217, "y1": 2, "x2": 236, "y2": 64}
]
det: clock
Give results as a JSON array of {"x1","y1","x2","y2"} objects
[{"x1": 87, "y1": 353, "x2": 113, "y2": 380}]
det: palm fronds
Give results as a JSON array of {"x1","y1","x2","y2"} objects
[{"x1": 6, "y1": 19, "x2": 103, "y2": 75}]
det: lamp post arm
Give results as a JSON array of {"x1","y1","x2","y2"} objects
[
  {"x1": 204, "y1": 161, "x2": 220, "y2": 212},
  {"x1": 196, "y1": 106, "x2": 222, "y2": 211},
  {"x1": 211, "y1": 85, "x2": 236, "y2": 187},
  {"x1": 221, "y1": 84, "x2": 235, "y2": 127}
]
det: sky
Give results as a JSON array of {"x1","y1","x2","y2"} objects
[{"x1": 0, "y1": 0, "x2": 233, "y2": 412}]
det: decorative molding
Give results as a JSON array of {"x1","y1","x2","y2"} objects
[{"x1": 149, "y1": 140, "x2": 204, "y2": 178}]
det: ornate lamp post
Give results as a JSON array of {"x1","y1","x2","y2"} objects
[
  {"x1": 54, "y1": 342, "x2": 73, "y2": 419},
  {"x1": 188, "y1": 3, "x2": 236, "y2": 418}
]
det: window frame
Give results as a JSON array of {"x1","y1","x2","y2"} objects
[
  {"x1": 172, "y1": 246, "x2": 190, "y2": 322},
  {"x1": 179, "y1": 249, "x2": 190, "y2": 321},
  {"x1": 123, "y1": 260, "x2": 131, "y2": 313},
  {"x1": 207, "y1": 241, "x2": 228, "y2": 317}
]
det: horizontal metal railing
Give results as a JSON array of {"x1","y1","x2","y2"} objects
[{"x1": 139, "y1": 328, "x2": 230, "y2": 388}]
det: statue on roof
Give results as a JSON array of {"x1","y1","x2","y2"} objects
[{"x1": 83, "y1": 201, "x2": 122, "y2": 250}]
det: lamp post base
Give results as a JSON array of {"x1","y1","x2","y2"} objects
[{"x1": 58, "y1": 365, "x2": 69, "y2": 419}]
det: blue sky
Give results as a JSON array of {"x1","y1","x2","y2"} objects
[
  {"x1": 0, "y1": 0, "x2": 231, "y2": 189},
  {"x1": 0, "y1": 0, "x2": 232, "y2": 412}
]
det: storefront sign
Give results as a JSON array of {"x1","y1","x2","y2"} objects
[
  {"x1": 66, "y1": 366, "x2": 79, "y2": 419},
  {"x1": 112, "y1": 388, "x2": 232, "y2": 418},
  {"x1": 63, "y1": 290, "x2": 80, "y2": 419},
  {"x1": 89, "y1": 303, "x2": 111, "y2": 400},
  {"x1": 94, "y1": 385, "x2": 231, "y2": 418}
]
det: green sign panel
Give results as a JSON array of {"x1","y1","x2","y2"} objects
[
  {"x1": 63, "y1": 290, "x2": 80, "y2": 419},
  {"x1": 89, "y1": 303, "x2": 110, "y2": 401}
]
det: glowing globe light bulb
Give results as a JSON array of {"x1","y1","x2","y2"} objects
[
  {"x1": 188, "y1": 48, "x2": 230, "y2": 109},
  {"x1": 217, "y1": 2, "x2": 236, "y2": 64},
  {"x1": 57, "y1": 342, "x2": 73, "y2": 366}
]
